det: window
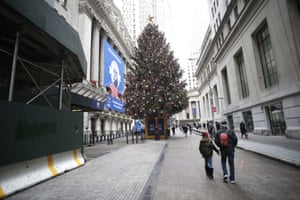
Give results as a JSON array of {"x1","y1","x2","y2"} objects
[
  {"x1": 57, "y1": 0, "x2": 68, "y2": 9},
  {"x1": 235, "y1": 50, "x2": 249, "y2": 98},
  {"x1": 222, "y1": 67, "x2": 231, "y2": 104},
  {"x1": 221, "y1": 32, "x2": 224, "y2": 42},
  {"x1": 234, "y1": 5, "x2": 238, "y2": 19},
  {"x1": 255, "y1": 23, "x2": 278, "y2": 88},
  {"x1": 227, "y1": 19, "x2": 231, "y2": 30}
]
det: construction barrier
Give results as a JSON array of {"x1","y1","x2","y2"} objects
[{"x1": 0, "y1": 149, "x2": 84, "y2": 199}]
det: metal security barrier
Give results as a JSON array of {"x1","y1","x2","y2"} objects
[{"x1": 83, "y1": 130, "x2": 131, "y2": 146}]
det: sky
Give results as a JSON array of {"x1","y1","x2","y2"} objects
[{"x1": 167, "y1": 0, "x2": 210, "y2": 65}]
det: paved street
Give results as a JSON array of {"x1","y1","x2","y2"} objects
[
  {"x1": 153, "y1": 133, "x2": 300, "y2": 200},
  {"x1": 5, "y1": 129, "x2": 300, "y2": 200}
]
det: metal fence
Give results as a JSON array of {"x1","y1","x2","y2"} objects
[{"x1": 83, "y1": 130, "x2": 145, "y2": 146}]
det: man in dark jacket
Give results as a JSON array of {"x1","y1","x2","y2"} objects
[{"x1": 214, "y1": 121, "x2": 238, "y2": 184}]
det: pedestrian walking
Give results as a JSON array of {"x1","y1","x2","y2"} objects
[
  {"x1": 214, "y1": 121, "x2": 238, "y2": 184},
  {"x1": 199, "y1": 132, "x2": 219, "y2": 179},
  {"x1": 182, "y1": 124, "x2": 188, "y2": 137},
  {"x1": 216, "y1": 121, "x2": 220, "y2": 131},
  {"x1": 135, "y1": 120, "x2": 142, "y2": 141},
  {"x1": 240, "y1": 121, "x2": 248, "y2": 139},
  {"x1": 171, "y1": 125, "x2": 176, "y2": 136},
  {"x1": 189, "y1": 124, "x2": 192, "y2": 135}
]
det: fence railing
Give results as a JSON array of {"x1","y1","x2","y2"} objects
[{"x1": 83, "y1": 130, "x2": 145, "y2": 146}]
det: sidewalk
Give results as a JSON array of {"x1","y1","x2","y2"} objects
[
  {"x1": 6, "y1": 139, "x2": 167, "y2": 200},
  {"x1": 237, "y1": 133, "x2": 300, "y2": 167}
]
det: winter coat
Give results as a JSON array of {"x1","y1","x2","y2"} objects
[
  {"x1": 135, "y1": 120, "x2": 142, "y2": 132},
  {"x1": 214, "y1": 127, "x2": 238, "y2": 153},
  {"x1": 199, "y1": 137, "x2": 219, "y2": 158}
]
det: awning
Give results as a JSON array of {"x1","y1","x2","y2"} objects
[
  {"x1": 2, "y1": 0, "x2": 87, "y2": 82},
  {"x1": 71, "y1": 82, "x2": 107, "y2": 111}
]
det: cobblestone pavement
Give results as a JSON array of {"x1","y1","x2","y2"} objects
[{"x1": 6, "y1": 138, "x2": 166, "y2": 200}]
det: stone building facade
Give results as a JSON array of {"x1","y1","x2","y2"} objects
[
  {"x1": 196, "y1": 0, "x2": 300, "y2": 138},
  {"x1": 76, "y1": 0, "x2": 135, "y2": 143}
]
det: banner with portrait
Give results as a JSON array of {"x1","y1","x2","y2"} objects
[{"x1": 103, "y1": 39, "x2": 125, "y2": 98}]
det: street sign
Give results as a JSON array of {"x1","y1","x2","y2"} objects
[{"x1": 212, "y1": 106, "x2": 216, "y2": 112}]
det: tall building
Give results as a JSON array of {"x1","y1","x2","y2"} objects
[
  {"x1": 208, "y1": 0, "x2": 228, "y2": 38},
  {"x1": 184, "y1": 1, "x2": 209, "y2": 91},
  {"x1": 196, "y1": 0, "x2": 300, "y2": 139},
  {"x1": 154, "y1": 0, "x2": 174, "y2": 45},
  {"x1": 114, "y1": 0, "x2": 155, "y2": 44}
]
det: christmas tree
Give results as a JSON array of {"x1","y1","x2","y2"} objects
[{"x1": 124, "y1": 22, "x2": 188, "y2": 119}]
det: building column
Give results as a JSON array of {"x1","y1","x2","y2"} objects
[
  {"x1": 78, "y1": 11, "x2": 92, "y2": 81},
  {"x1": 96, "y1": 116, "x2": 101, "y2": 135},
  {"x1": 90, "y1": 21, "x2": 100, "y2": 85}
]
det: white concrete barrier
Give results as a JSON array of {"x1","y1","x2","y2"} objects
[{"x1": 0, "y1": 149, "x2": 84, "y2": 198}]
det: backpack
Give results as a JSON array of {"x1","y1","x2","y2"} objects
[{"x1": 220, "y1": 132, "x2": 229, "y2": 147}]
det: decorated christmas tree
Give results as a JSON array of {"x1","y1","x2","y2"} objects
[{"x1": 124, "y1": 22, "x2": 188, "y2": 119}]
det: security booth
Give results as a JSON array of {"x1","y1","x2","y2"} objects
[{"x1": 145, "y1": 113, "x2": 168, "y2": 140}]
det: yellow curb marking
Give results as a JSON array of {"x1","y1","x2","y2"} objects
[
  {"x1": 47, "y1": 155, "x2": 58, "y2": 176},
  {"x1": 0, "y1": 185, "x2": 5, "y2": 199},
  {"x1": 73, "y1": 150, "x2": 82, "y2": 166}
]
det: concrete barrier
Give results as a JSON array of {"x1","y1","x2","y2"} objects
[{"x1": 0, "y1": 149, "x2": 84, "y2": 198}]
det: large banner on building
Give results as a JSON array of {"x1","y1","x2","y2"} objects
[
  {"x1": 106, "y1": 95, "x2": 125, "y2": 113},
  {"x1": 103, "y1": 39, "x2": 125, "y2": 98},
  {"x1": 103, "y1": 39, "x2": 125, "y2": 112}
]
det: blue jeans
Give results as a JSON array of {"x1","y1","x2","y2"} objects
[
  {"x1": 205, "y1": 156, "x2": 213, "y2": 168},
  {"x1": 221, "y1": 151, "x2": 235, "y2": 181}
]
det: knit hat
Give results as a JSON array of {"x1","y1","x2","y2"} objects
[{"x1": 203, "y1": 132, "x2": 209, "y2": 137}]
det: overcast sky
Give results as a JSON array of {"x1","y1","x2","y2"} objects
[{"x1": 168, "y1": 0, "x2": 209, "y2": 65}]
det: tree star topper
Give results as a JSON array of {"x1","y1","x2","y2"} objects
[{"x1": 147, "y1": 15, "x2": 154, "y2": 23}]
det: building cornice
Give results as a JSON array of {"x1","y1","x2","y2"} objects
[
  {"x1": 214, "y1": 0, "x2": 267, "y2": 62},
  {"x1": 79, "y1": 0, "x2": 134, "y2": 63}
]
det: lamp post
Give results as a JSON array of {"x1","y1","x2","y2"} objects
[
  {"x1": 208, "y1": 75, "x2": 215, "y2": 134},
  {"x1": 208, "y1": 58, "x2": 218, "y2": 135}
]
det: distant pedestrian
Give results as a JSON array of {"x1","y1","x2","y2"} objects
[
  {"x1": 208, "y1": 125, "x2": 215, "y2": 138},
  {"x1": 189, "y1": 124, "x2": 192, "y2": 135},
  {"x1": 216, "y1": 121, "x2": 220, "y2": 131},
  {"x1": 135, "y1": 120, "x2": 142, "y2": 140},
  {"x1": 171, "y1": 125, "x2": 176, "y2": 136},
  {"x1": 199, "y1": 132, "x2": 219, "y2": 179},
  {"x1": 240, "y1": 121, "x2": 248, "y2": 139},
  {"x1": 182, "y1": 124, "x2": 188, "y2": 137},
  {"x1": 215, "y1": 121, "x2": 238, "y2": 184}
]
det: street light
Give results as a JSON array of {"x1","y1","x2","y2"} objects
[
  {"x1": 207, "y1": 60, "x2": 217, "y2": 135},
  {"x1": 208, "y1": 75, "x2": 215, "y2": 134}
]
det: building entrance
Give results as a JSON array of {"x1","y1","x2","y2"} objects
[
  {"x1": 265, "y1": 102, "x2": 286, "y2": 135},
  {"x1": 242, "y1": 111, "x2": 254, "y2": 132}
]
